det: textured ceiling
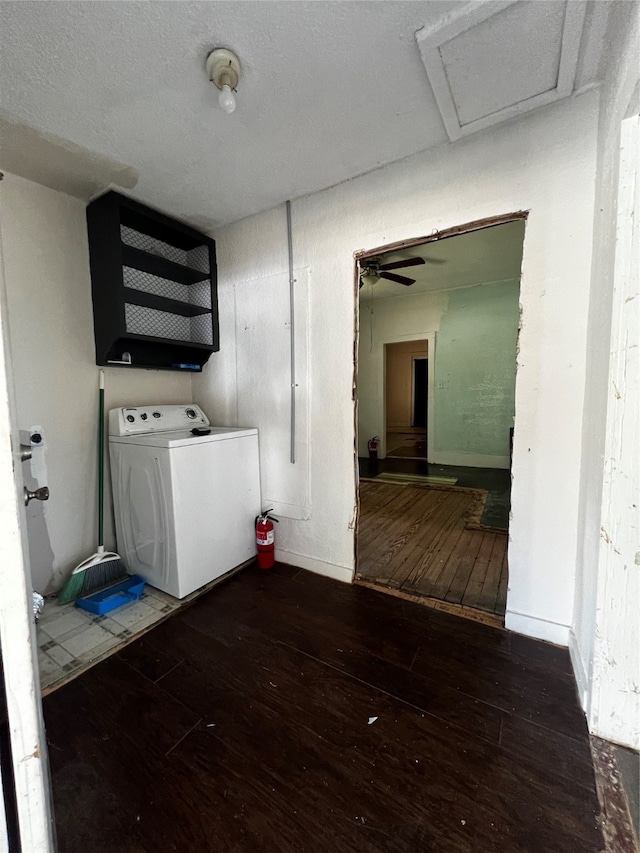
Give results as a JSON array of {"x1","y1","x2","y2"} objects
[
  {"x1": 0, "y1": 1, "x2": 607, "y2": 229},
  {"x1": 359, "y1": 220, "x2": 526, "y2": 301}
]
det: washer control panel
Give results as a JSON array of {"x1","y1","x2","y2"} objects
[{"x1": 108, "y1": 404, "x2": 209, "y2": 436}]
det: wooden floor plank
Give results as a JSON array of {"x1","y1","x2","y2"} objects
[
  {"x1": 395, "y1": 497, "x2": 467, "y2": 593},
  {"x1": 460, "y1": 536, "x2": 491, "y2": 608},
  {"x1": 386, "y1": 492, "x2": 462, "y2": 589},
  {"x1": 358, "y1": 482, "x2": 509, "y2": 618},
  {"x1": 475, "y1": 533, "x2": 508, "y2": 613},
  {"x1": 495, "y1": 548, "x2": 509, "y2": 616},
  {"x1": 358, "y1": 486, "x2": 426, "y2": 564},
  {"x1": 354, "y1": 578, "x2": 505, "y2": 628},
  {"x1": 43, "y1": 566, "x2": 603, "y2": 853},
  {"x1": 444, "y1": 529, "x2": 486, "y2": 604},
  {"x1": 365, "y1": 490, "x2": 454, "y2": 584},
  {"x1": 422, "y1": 526, "x2": 475, "y2": 601},
  {"x1": 461, "y1": 534, "x2": 497, "y2": 614}
]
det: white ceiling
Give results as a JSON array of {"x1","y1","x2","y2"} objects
[
  {"x1": 359, "y1": 219, "x2": 526, "y2": 301},
  {"x1": 0, "y1": 1, "x2": 609, "y2": 229}
]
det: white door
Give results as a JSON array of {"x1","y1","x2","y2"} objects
[{"x1": 0, "y1": 223, "x2": 56, "y2": 849}]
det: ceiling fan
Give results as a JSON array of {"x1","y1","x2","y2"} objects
[{"x1": 358, "y1": 255, "x2": 444, "y2": 288}]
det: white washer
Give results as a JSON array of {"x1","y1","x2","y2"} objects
[{"x1": 108, "y1": 404, "x2": 261, "y2": 599}]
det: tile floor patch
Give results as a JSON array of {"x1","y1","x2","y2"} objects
[
  {"x1": 144, "y1": 592, "x2": 176, "y2": 612},
  {"x1": 98, "y1": 616, "x2": 129, "y2": 636},
  {"x1": 60, "y1": 625, "x2": 117, "y2": 658},
  {"x1": 86, "y1": 637, "x2": 122, "y2": 660},
  {"x1": 38, "y1": 656, "x2": 63, "y2": 680},
  {"x1": 37, "y1": 588, "x2": 183, "y2": 691},
  {"x1": 108, "y1": 601, "x2": 157, "y2": 630},
  {"x1": 39, "y1": 609, "x2": 88, "y2": 640},
  {"x1": 46, "y1": 645, "x2": 75, "y2": 668},
  {"x1": 37, "y1": 569, "x2": 239, "y2": 694}
]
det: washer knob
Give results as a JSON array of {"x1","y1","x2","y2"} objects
[
  {"x1": 140, "y1": 413, "x2": 148, "y2": 421},
  {"x1": 186, "y1": 408, "x2": 197, "y2": 419},
  {"x1": 126, "y1": 415, "x2": 135, "y2": 423},
  {"x1": 152, "y1": 411, "x2": 161, "y2": 418}
]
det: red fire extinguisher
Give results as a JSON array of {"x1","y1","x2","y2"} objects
[
  {"x1": 368, "y1": 436, "x2": 380, "y2": 460},
  {"x1": 255, "y1": 510, "x2": 279, "y2": 569}
]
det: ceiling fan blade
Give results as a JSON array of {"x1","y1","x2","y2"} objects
[
  {"x1": 380, "y1": 271, "x2": 415, "y2": 286},
  {"x1": 378, "y1": 257, "x2": 425, "y2": 272},
  {"x1": 423, "y1": 257, "x2": 447, "y2": 265}
]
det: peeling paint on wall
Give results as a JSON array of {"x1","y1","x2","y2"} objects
[
  {"x1": 572, "y1": 3, "x2": 639, "y2": 750},
  {"x1": 433, "y1": 281, "x2": 520, "y2": 459}
]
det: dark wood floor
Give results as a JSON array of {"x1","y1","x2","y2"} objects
[
  {"x1": 43, "y1": 565, "x2": 603, "y2": 853},
  {"x1": 386, "y1": 429, "x2": 427, "y2": 458},
  {"x1": 358, "y1": 481, "x2": 508, "y2": 619}
]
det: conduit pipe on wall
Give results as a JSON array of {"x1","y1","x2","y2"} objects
[{"x1": 286, "y1": 200, "x2": 296, "y2": 464}]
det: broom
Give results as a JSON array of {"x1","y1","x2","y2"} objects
[{"x1": 58, "y1": 370, "x2": 127, "y2": 605}]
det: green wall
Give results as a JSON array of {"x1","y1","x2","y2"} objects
[{"x1": 434, "y1": 281, "x2": 519, "y2": 458}]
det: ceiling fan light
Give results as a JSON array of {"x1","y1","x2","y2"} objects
[{"x1": 360, "y1": 269, "x2": 380, "y2": 284}]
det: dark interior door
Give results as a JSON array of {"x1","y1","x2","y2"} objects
[{"x1": 413, "y1": 358, "x2": 428, "y2": 428}]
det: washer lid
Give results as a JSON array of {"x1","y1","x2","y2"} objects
[{"x1": 109, "y1": 426, "x2": 258, "y2": 448}]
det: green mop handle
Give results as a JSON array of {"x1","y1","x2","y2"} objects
[{"x1": 98, "y1": 370, "x2": 105, "y2": 548}]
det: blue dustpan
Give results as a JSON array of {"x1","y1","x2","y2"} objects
[{"x1": 75, "y1": 575, "x2": 146, "y2": 615}]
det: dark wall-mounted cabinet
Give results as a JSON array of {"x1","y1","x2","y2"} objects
[{"x1": 86, "y1": 191, "x2": 218, "y2": 371}]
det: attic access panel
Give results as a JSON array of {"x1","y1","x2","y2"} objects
[{"x1": 416, "y1": 0, "x2": 587, "y2": 141}]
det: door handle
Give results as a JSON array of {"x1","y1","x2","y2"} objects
[
  {"x1": 24, "y1": 486, "x2": 49, "y2": 506},
  {"x1": 19, "y1": 443, "x2": 33, "y2": 462}
]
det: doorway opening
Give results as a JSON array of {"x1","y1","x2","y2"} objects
[
  {"x1": 413, "y1": 357, "x2": 428, "y2": 430},
  {"x1": 385, "y1": 340, "x2": 428, "y2": 460},
  {"x1": 355, "y1": 214, "x2": 526, "y2": 625}
]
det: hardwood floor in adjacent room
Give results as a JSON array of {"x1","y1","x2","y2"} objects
[
  {"x1": 358, "y1": 480, "x2": 508, "y2": 621},
  {"x1": 43, "y1": 565, "x2": 603, "y2": 853},
  {"x1": 358, "y1": 457, "x2": 511, "y2": 529},
  {"x1": 386, "y1": 429, "x2": 427, "y2": 459}
]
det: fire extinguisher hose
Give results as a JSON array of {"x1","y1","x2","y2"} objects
[{"x1": 256, "y1": 509, "x2": 279, "y2": 526}]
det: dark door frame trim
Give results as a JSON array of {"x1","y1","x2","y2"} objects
[{"x1": 354, "y1": 211, "x2": 529, "y2": 265}]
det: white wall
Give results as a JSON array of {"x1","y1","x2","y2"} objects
[
  {"x1": 358, "y1": 289, "x2": 447, "y2": 458},
  {"x1": 572, "y1": 2, "x2": 640, "y2": 749},
  {"x1": 196, "y1": 90, "x2": 599, "y2": 642},
  {"x1": 0, "y1": 173, "x2": 193, "y2": 593},
  {"x1": 383, "y1": 339, "x2": 429, "y2": 431},
  {"x1": 358, "y1": 280, "x2": 519, "y2": 468}
]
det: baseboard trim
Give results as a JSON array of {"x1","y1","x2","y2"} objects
[
  {"x1": 505, "y1": 609, "x2": 570, "y2": 646},
  {"x1": 569, "y1": 629, "x2": 589, "y2": 712},
  {"x1": 275, "y1": 549, "x2": 354, "y2": 584},
  {"x1": 429, "y1": 450, "x2": 510, "y2": 470}
]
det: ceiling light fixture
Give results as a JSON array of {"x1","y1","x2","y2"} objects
[
  {"x1": 360, "y1": 269, "x2": 379, "y2": 284},
  {"x1": 206, "y1": 48, "x2": 241, "y2": 114}
]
